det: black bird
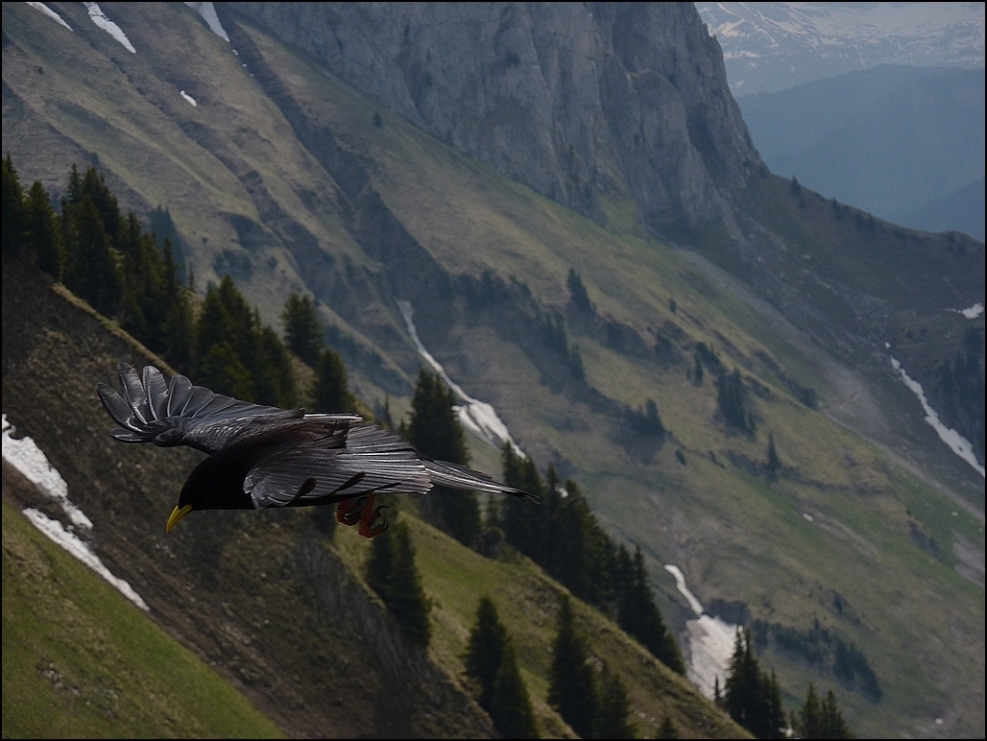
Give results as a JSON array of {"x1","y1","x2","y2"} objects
[{"x1": 97, "y1": 363, "x2": 535, "y2": 537}]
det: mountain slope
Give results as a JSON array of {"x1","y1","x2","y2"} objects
[{"x1": 2, "y1": 3, "x2": 984, "y2": 737}]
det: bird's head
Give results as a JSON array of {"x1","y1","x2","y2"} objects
[{"x1": 166, "y1": 448, "x2": 253, "y2": 532}]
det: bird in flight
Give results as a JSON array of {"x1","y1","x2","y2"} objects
[{"x1": 97, "y1": 363, "x2": 535, "y2": 537}]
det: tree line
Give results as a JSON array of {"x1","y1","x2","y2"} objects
[{"x1": 720, "y1": 628, "x2": 852, "y2": 739}]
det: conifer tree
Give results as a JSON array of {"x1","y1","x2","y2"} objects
[
  {"x1": 281, "y1": 292, "x2": 324, "y2": 365},
  {"x1": 2, "y1": 154, "x2": 26, "y2": 256},
  {"x1": 766, "y1": 433, "x2": 780, "y2": 480},
  {"x1": 63, "y1": 196, "x2": 121, "y2": 317},
  {"x1": 407, "y1": 369, "x2": 480, "y2": 547},
  {"x1": 23, "y1": 180, "x2": 62, "y2": 277},
  {"x1": 490, "y1": 642, "x2": 539, "y2": 739},
  {"x1": 365, "y1": 521, "x2": 431, "y2": 647},
  {"x1": 616, "y1": 546, "x2": 685, "y2": 674},
  {"x1": 314, "y1": 347, "x2": 357, "y2": 413},
  {"x1": 548, "y1": 595, "x2": 598, "y2": 738},
  {"x1": 501, "y1": 443, "x2": 547, "y2": 557},
  {"x1": 595, "y1": 662, "x2": 635, "y2": 738},
  {"x1": 464, "y1": 597, "x2": 538, "y2": 738},
  {"x1": 567, "y1": 268, "x2": 594, "y2": 313},
  {"x1": 464, "y1": 596, "x2": 510, "y2": 711},
  {"x1": 724, "y1": 628, "x2": 786, "y2": 739},
  {"x1": 656, "y1": 716, "x2": 679, "y2": 739},
  {"x1": 791, "y1": 684, "x2": 851, "y2": 739}
]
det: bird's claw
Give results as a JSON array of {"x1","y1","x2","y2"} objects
[
  {"x1": 359, "y1": 504, "x2": 388, "y2": 538},
  {"x1": 336, "y1": 494, "x2": 389, "y2": 538},
  {"x1": 335, "y1": 496, "x2": 365, "y2": 526}
]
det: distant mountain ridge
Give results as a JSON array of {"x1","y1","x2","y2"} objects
[
  {"x1": 696, "y1": 2, "x2": 986, "y2": 95},
  {"x1": 737, "y1": 65, "x2": 986, "y2": 240}
]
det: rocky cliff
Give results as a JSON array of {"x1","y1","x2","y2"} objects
[{"x1": 228, "y1": 2, "x2": 762, "y2": 230}]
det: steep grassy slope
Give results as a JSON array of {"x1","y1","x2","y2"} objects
[
  {"x1": 2, "y1": 4, "x2": 984, "y2": 737},
  {"x1": 2, "y1": 494, "x2": 284, "y2": 739}
]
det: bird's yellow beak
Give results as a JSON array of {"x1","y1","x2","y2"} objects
[{"x1": 166, "y1": 504, "x2": 193, "y2": 533}]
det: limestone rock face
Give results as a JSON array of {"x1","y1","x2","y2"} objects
[{"x1": 228, "y1": 2, "x2": 762, "y2": 229}]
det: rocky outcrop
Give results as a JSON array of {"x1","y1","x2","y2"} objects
[{"x1": 227, "y1": 2, "x2": 762, "y2": 230}]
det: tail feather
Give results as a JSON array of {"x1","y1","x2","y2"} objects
[{"x1": 423, "y1": 459, "x2": 538, "y2": 501}]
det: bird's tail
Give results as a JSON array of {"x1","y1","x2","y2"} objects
[{"x1": 423, "y1": 459, "x2": 538, "y2": 501}]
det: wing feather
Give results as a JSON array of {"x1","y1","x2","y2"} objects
[{"x1": 97, "y1": 363, "x2": 305, "y2": 453}]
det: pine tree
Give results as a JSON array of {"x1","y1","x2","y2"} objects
[
  {"x1": 567, "y1": 268, "x2": 594, "y2": 313},
  {"x1": 23, "y1": 180, "x2": 62, "y2": 277},
  {"x1": 365, "y1": 521, "x2": 431, "y2": 647},
  {"x1": 766, "y1": 433, "x2": 780, "y2": 480},
  {"x1": 407, "y1": 369, "x2": 480, "y2": 547},
  {"x1": 2, "y1": 155, "x2": 26, "y2": 256},
  {"x1": 724, "y1": 628, "x2": 786, "y2": 739},
  {"x1": 595, "y1": 662, "x2": 635, "y2": 738},
  {"x1": 63, "y1": 196, "x2": 121, "y2": 317},
  {"x1": 281, "y1": 292, "x2": 324, "y2": 365},
  {"x1": 501, "y1": 443, "x2": 546, "y2": 558},
  {"x1": 490, "y1": 642, "x2": 539, "y2": 739},
  {"x1": 656, "y1": 716, "x2": 679, "y2": 739},
  {"x1": 616, "y1": 546, "x2": 685, "y2": 674},
  {"x1": 464, "y1": 596, "x2": 510, "y2": 711},
  {"x1": 792, "y1": 684, "x2": 851, "y2": 739},
  {"x1": 314, "y1": 348, "x2": 357, "y2": 413},
  {"x1": 548, "y1": 595, "x2": 598, "y2": 738}
]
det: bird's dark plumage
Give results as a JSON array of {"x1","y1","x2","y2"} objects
[{"x1": 97, "y1": 363, "x2": 535, "y2": 536}]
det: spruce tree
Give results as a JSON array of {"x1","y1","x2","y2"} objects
[
  {"x1": 567, "y1": 268, "x2": 593, "y2": 313},
  {"x1": 617, "y1": 547, "x2": 685, "y2": 674},
  {"x1": 595, "y1": 662, "x2": 635, "y2": 739},
  {"x1": 464, "y1": 596, "x2": 510, "y2": 710},
  {"x1": 548, "y1": 595, "x2": 598, "y2": 738},
  {"x1": 314, "y1": 348, "x2": 357, "y2": 413},
  {"x1": 656, "y1": 716, "x2": 679, "y2": 739},
  {"x1": 766, "y1": 433, "x2": 780, "y2": 480},
  {"x1": 407, "y1": 369, "x2": 481, "y2": 547},
  {"x1": 281, "y1": 292, "x2": 324, "y2": 365},
  {"x1": 365, "y1": 521, "x2": 431, "y2": 647},
  {"x1": 2, "y1": 154, "x2": 26, "y2": 256},
  {"x1": 792, "y1": 684, "x2": 851, "y2": 739},
  {"x1": 63, "y1": 196, "x2": 121, "y2": 317},
  {"x1": 24, "y1": 180, "x2": 62, "y2": 277},
  {"x1": 490, "y1": 642, "x2": 539, "y2": 739},
  {"x1": 724, "y1": 628, "x2": 786, "y2": 739}
]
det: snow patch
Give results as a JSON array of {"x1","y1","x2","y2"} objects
[
  {"x1": 890, "y1": 357, "x2": 985, "y2": 478},
  {"x1": 84, "y1": 3, "x2": 136, "y2": 53},
  {"x1": 183, "y1": 2, "x2": 230, "y2": 42},
  {"x1": 2, "y1": 414, "x2": 148, "y2": 611},
  {"x1": 396, "y1": 299, "x2": 524, "y2": 457},
  {"x1": 26, "y1": 2, "x2": 73, "y2": 31},
  {"x1": 180, "y1": 90, "x2": 198, "y2": 107},
  {"x1": 947, "y1": 303, "x2": 984, "y2": 320},
  {"x1": 2, "y1": 415, "x2": 91, "y2": 530},
  {"x1": 665, "y1": 564, "x2": 738, "y2": 699},
  {"x1": 22, "y1": 509, "x2": 149, "y2": 611}
]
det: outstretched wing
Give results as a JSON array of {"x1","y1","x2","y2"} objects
[
  {"x1": 96, "y1": 363, "x2": 358, "y2": 454},
  {"x1": 243, "y1": 421, "x2": 538, "y2": 508},
  {"x1": 244, "y1": 422, "x2": 434, "y2": 508}
]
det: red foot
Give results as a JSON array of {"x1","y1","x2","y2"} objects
[{"x1": 336, "y1": 494, "x2": 389, "y2": 538}]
